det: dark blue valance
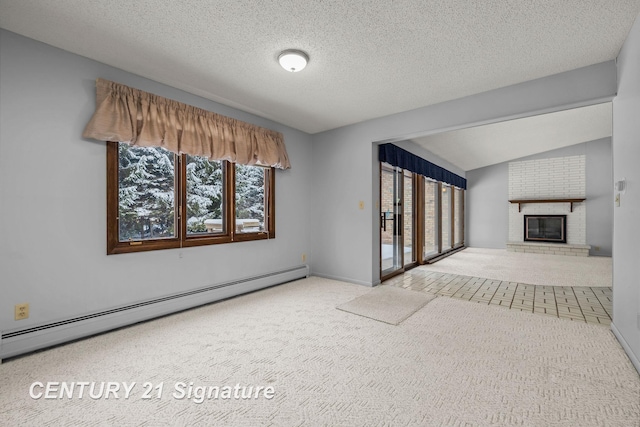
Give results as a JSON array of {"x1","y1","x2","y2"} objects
[{"x1": 378, "y1": 143, "x2": 467, "y2": 190}]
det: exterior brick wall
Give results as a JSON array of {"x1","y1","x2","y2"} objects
[
  {"x1": 380, "y1": 170, "x2": 414, "y2": 249},
  {"x1": 441, "y1": 186, "x2": 451, "y2": 248},
  {"x1": 381, "y1": 170, "x2": 464, "y2": 260},
  {"x1": 403, "y1": 175, "x2": 413, "y2": 250},
  {"x1": 424, "y1": 180, "x2": 438, "y2": 254},
  {"x1": 454, "y1": 188, "x2": 464, "y2": 245},
  {"x1": 381, "y1": 170, "x2": 395, "y2": 245}
]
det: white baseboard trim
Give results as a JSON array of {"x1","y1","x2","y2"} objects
[
  {"x1": 311, "y1": 272, "x2": 374, "y2": 287},
  {"x1": 0, "y1": 265, "x2": 309, "y2": 361},
  {"x1": 611, "y1": 322, "x2": 640, "y2": 375}
]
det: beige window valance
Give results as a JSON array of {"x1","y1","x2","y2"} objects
[{"x1": 83, "y1": 78, "x2": 291, "y2": 169}]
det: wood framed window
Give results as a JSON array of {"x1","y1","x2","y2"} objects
[
  {"x1": 441, "y1": 184, "x2": 453, "y2": 251},
  {"x1": 454, "y1": 187, "x2": 464, "y2": 248},
  {"x1": 422, "y1": 178, "x2": 440, "y2": 260},
  {"x1": 107, "y1": 142, "x2": 275, "y2": 254}
]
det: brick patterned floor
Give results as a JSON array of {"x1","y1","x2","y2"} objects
[{"x1": 384, "y1": 269, "x2": 613, "y2": 326}]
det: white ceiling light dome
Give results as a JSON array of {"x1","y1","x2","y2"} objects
[{"x1": 278, "y1": 49, "x2": 309, "y2": 72}]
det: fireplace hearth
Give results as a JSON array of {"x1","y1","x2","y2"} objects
[{"x1": 524, "y1": 215, "x2": 566, "y2": 243}]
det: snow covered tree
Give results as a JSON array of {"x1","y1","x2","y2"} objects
[
  {"x1": 117, "y1": 144, "x2": 267, "y2": 239},
  {"x1": 235, "y1": 164, "x2": 265, "y2": 226},
  {"x1": 118, "y1": 144, "x2": 175, "y2": 240},
  {"x1": 186, "y1": 156, "x2": 224, "y2": 233}
]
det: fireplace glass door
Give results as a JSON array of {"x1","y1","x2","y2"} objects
[{"x1": 524, "y1": 215, "x2": 566, "y2": 243}]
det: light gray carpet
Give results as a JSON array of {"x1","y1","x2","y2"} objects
[
  {"x1": 336, "y1": 285, "x2": 436, "y2": 325},
  {"x1": 424, "y1": 247, "x2": 612, "y2": 287},
  {"x1": 0, "y1": 277, "x2": 638, "y2": 426}
]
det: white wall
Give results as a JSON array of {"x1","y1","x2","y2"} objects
[
  {"x1": 466, "y1": 139, "x2": 613, "y2": 255},
  {"x1": 311, "y1": 62, "x2": 617, "y2": 285},
  {"x1": 466, "y1": 162, "x2": 509, "y2": 248},
  {"x1": 0, "y1": 30, "x2": 313, "y2": 334},
  {"x1": 612, "y1": 15, "x2": 640, "y2": 371},
  {"x1": 585, "y1": 139, "x2": 615, "y2": 255}
]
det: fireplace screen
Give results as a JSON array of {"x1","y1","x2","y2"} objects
[{"x1": 524, "y1": 215, "x2": 566, "y2": 243}]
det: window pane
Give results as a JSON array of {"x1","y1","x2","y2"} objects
[
  {"x1": 403, "y1": 171, "x2": 414, "y2": 266},
  {"x1": 186, "y1": 156, "x2": 224, "y2": 235},
  {"x1": 235, "y1": 164, "x2": 266, "y2": 233},
  {"x1": 424, "y1": 179, "x2": 439, "y2": 258},
  {"x1": 441, "y1": 184, "x2": 452, "y2": 250},
  {"x1": 454, "y1": 188, "x2": 464, "y2": 246},
  {"x1": 118, "y1": 144, "x2": 175, "y2": 241}
]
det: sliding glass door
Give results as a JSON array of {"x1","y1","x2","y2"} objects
[
  {"x1": 424, "y1": 178, "x2": 439, "y2": 259},
  {"x1": 380, "y1": 164, "x2": 419, "y2": 279},
  {"x1": 403, "y1": 171, "x2": 415, "y2": 267},
  {"x1": 379, "y1": 148, "x2": 466, "y2": 279},
  {"x1": 380, "y1": 164, "x2": 403, "y2": 277}
]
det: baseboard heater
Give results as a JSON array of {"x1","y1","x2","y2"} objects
[{"x1": 0, "y1": 265, "x2": 309, "y2": 361}]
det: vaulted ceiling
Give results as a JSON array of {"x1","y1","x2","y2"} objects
[
  {"x1": 1, "y1": 1, "x2": 638, "y2": 168},
  {"x1": 411, "y1": 102, "x2": 613, "y2": 171}
]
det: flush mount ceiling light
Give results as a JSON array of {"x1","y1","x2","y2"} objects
[{"x1": 278, "y1": 49, "x2": 309, "y2": 72}]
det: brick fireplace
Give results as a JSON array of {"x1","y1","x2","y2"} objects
[{"x1": 507, "y1": 155, "x2": 590, "y2": 256}]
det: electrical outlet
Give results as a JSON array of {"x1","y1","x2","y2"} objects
[
  {"x1": 15, "y1": 303, "x2": 29, "y2": 320},
  {"x1": 302, "y1": 253, "x2": 306, "y2": 263}
]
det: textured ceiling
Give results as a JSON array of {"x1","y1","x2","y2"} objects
[
  {"x1": 0, "y1": 0, "x2": 639, "y2": 136},
  {"x1": 411, "y1": 103, "x2": 612, "y2": 171}
]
